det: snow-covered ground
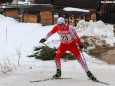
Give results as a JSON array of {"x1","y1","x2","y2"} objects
[{"x1": 0, "y1": 14, "x2": 115, "y2": 86}]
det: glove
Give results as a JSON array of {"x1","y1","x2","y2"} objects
[
  {"x1": 79, "y1": 44, "x2": 84, "y2": 50},
  {"x1": 39, "y1": 38, "x2": 46, "y2": 43}
]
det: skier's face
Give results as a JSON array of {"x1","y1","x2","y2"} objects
[{"x1": 58, "y1": 23, "x2": 65, "y2": 29}]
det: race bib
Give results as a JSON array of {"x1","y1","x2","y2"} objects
[{"x1": 60, "y1": 34, "x2": 73, "y2": 41}]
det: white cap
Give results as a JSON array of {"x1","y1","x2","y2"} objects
[{"x1": 57, "y1": 17, "x2": 65, "y2": 24}]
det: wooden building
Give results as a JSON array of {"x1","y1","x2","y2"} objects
[
  {"x1": 1, "y1": 0, "x2": 102, "y2": 26},
  {"x1": 4, "y1": 8, "x2": 19, "y2": 20},
  {"x1": 97, "y1": 0, "x2": 115, "y2": 24},
  {"x1": 52, "y1": 0, "x2": 100, "y2": 26},
  {"x1": 2, "y1": 4, "x2": 54, "y2": 26},
  {"x1": 54, "y1": 9, "x2": 92, "y2": 26},
  {"x1": 22, "y1": 5, "x2": 54, "y2": 25}
]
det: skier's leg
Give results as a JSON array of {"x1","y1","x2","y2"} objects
[
  {"x1": 68, "y1": 42, "x2": 97, "y2": 81},
  {"x1": 53, "y1": 43, "x2": 66, "y2": 78},
  {"x1": 68, "y1": 42, "x2": 89, "y2": 72},
  {"x1": 55, "y1": 43, "x2": 66, "y2": 69}
]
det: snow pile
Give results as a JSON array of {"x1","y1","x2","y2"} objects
[
  {"x1": 0, "y1": 14, "x2": 18, "y2": 23},
  {"x1": 76, "y1": 20, "x2": 114, "y2": 37},
  {"x1": 104, "y1": 37, "x2": 115, "y2": 46}
]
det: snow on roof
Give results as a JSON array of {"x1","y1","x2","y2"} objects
[{"x1": 63, "y1": 7, "x2": 90, "y2": 12}]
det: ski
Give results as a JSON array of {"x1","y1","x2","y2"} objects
[
  {"x1": 89, "y1": 79, "x2": 110, "y2": 85},
  {"x1": 30, "y1": 77, "x2": 109, "y2": 85},
  {"x1": 94, "y1": 80, "x2": 110, "y2": 85},
  {"x1": 30, "y1": 77, "x2": 72, "y2": 83}
]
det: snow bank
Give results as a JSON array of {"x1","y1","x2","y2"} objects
[
  {"x1": 76, "y1": 20, "x2": 114, "y2": 37},
  {"x1": 0, "y1": 14, "x2": 18, "y2": 23},
  {"x1": 104, "y1": 37, "x2": 115, "y2": 46}
]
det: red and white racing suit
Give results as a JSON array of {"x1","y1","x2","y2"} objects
[{"x1": 45, "y1": 24, "x2": 89, "y2": 72}]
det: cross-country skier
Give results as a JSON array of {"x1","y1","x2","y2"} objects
[{"x1": 39, "y1": 17, "x2": 97, "y2": 81}]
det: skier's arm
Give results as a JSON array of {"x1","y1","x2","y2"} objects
[
  {"x1": 69, "y1": 26, "x2": 81, "y2": 46},
  {"x1": 39, "y1": 26, "x2": 57, "y2": 43},
  {"x1": 45, "y1": 26, "x2": 57, "y2": 40}
]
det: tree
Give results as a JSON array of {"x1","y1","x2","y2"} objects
[{"x1": 0, "y1": 0, "x2": 13, "y2": 3}]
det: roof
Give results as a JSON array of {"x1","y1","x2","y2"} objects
[
  {"x1": 54, "y1": 9, "x2": 91, "y2": 16},
  {"x1": 0, "y1": 4, "x2": 53, "y2": 9},
  {"x1": 52, "y1": 0, "x2": 101, "y2": 10}
]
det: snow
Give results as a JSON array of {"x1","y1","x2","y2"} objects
[
  {"x1": 63, "y1": 7, "x2": 90, "y2": 12},
  {"x1": 76, "y1": 20, "x2": 114, "y2": 37},
  {"x1": 104, "y1": 37, "x2": 115, "y2": 46},
  {"x1": 0, "y1": 14, "x2": 115, "y2": 86}
]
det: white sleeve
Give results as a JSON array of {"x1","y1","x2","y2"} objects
[
  {"x1": 69, "y1": 25, "x2": 81, "y2": 46},
  {"x1": 69, "y1": 25, "x2": 76, "y2": 35}
]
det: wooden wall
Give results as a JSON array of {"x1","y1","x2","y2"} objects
[
  {"x1": 4, "y1": 7, "x2": 97, "y2": 25},
  {"x1": 97, "y1": 1, "x2": 115, "y2": 24},
  {"x1": 3, "y1": 8, "x2": 54, "y2": 25},
  {"x1": 91, "y1": 14, "x2": 96, "y2": 21},
  {"x1": 40, "y1": 11, "x2": 54, "y2": 26},
  {"x1": 23, "y1": 14, "x2": 38, "y2": 23},
  {"x1": 5, "y1": 8, "x2": 19, "y2": 19}
]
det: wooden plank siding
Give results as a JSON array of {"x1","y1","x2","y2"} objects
[
  {"x1": 23, "y1": 14, "x2": 38, "y2": 23},
  {"x1": 97, "y1": 0, "x2": 115, "y2": 24},
  {"x1": 40, "y1": 11, "x2": 54, "y2": 26},
  {"x1": 5, "y1": 8, "x2": 19, "y2": 19}
]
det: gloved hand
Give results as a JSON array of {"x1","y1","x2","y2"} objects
[
  {"x1": 79, "y1": 44, "x2": 84, "y2": 50},
  {"x1": 39, "y1": 38, "x2": 46, "y2": 43}
]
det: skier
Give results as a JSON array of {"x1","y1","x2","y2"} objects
[{"x1": 39, "y1": 17, "x2": 97, "y2": 81}]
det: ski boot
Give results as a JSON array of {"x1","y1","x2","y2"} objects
[
  {"x1": 87, "y1": 71, "x2": 97, "y2": 81},
  {"x1": 53, "y1": 69, "x2": 61, "y2": 79}
]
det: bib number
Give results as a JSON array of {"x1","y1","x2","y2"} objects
[{"x1": 61, "y1": 35, "x2": 68, "y2": 41}]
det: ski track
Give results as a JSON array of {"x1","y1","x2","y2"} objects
[{"x1": 0, "y1": 65, "x2": 115, "y2": 86}]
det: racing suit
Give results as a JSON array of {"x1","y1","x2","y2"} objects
[{"x1": 45, "y1": 24, "x2": 89, "y2": 72}]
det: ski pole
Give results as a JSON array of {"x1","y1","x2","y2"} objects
[
  {"x1": 42, "y1": 43, "x2": 56, "y2": 53},
  {"x1": 79, "y1": 49, "x2": 88, "y2": 66},
  {"x1": 76, "y1": 42, "x2": 88, "y2": 65}
]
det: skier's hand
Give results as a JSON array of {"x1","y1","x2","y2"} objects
[
  {"x1": 79, "y1": 44, "x2": 84, "y2": 50},
  {"x1": 39, "y1": 38, "x2": 46, "y2": 43}
]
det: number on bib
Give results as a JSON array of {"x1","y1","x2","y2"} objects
[{"x1": 61, "y1": 35, "x2": 68, "y2": 41}]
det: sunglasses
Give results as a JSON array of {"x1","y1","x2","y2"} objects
[{"x1": 58, "y1": 23, "x2": 63, "y2": 26}]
